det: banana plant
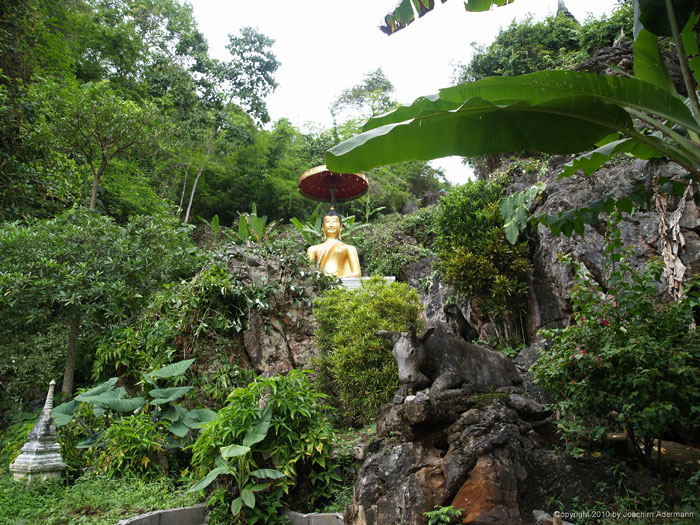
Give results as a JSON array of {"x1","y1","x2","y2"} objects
[
  {"x1": 188, "y1": 407, "x2": 285, "y2": 519},
  {"x1": 327, "y1": 0, "x2": 700, "y2": 240}
]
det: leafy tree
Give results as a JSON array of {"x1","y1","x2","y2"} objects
[
  {"x1": 0, "y1": 209, "x2": 201, "y2": 398},
  {"x1": 455, "y1": 6, "x2": 633, "y2": 82},
  {"x1": 72, "y1": 0, "x2": 208, "y2": 98},
  {"x1": 436, "y1": 174, "x2": 530, "y2": 338},
  {"x1": 182, "y1": 27, "x2": 279, "y2": 223},
  {"x1": 331, "y1": 68, "x2": 397, "y2": 126},
  {"x1": 26, "y1": 79, "x2": 168, "y2": 211}
]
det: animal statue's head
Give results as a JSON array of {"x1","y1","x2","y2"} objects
[{"x1": 375, "y1": 326, "x2": 435, "y2": 387}]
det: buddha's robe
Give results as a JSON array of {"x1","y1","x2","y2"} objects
[{"x1": 310, "y1": 239, "x2": 360, "y2": 277}]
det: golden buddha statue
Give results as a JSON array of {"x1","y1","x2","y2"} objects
[{"x1": 307, "y1": 209, "x2": 361, "y2": 278}]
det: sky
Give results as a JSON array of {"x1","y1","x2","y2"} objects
[{"x1": 189, "y1": 0, "x2": 619, "y2": 183}]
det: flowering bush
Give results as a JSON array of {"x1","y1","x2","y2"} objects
[{"x1": 533, "y1": 231, "x2": 700, "y2": 468}]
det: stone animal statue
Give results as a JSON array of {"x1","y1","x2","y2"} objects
[{"x1": 376, "y1": 325, "x2": 521, "y2": 400}]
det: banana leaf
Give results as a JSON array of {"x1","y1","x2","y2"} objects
[
  {"x1": 327, "y1": 95, "x2": 632, "y2": 172},
  {"x1": 326, "y1": 71, "x2": 698, "y2": 173}
]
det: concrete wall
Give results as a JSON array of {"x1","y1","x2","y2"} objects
[{"x1": 116, "y1": 503, "x2": 206, "y2": 525}]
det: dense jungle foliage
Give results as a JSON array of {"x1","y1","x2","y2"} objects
[{"x1": 1, "y1": 0, "x2": 699, "y2": 523}]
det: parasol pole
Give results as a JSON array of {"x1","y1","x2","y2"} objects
[{"x1": 330, "y1": 185, "x2": 337, "y2": 210}]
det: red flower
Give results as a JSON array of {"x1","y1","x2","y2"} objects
[
  {"x1": 580, "y1": 349, "x2": 586, "y2": 354},
  {"x1": 596, "y1": 355, "x2": 601, "y2": 362},
  {"x1": 600, "y1": 316, "x2": 610, "y2": 326}
]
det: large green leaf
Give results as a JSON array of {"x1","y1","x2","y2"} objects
[
  {"x1": 184, "y1": 408, "x2": 217, "y2": 428},
  {"x1": 75, "y1": 387, "x2": 144, "y2": 412},
  {"x1": 327, "y1": 96, "x2": 632, "y2": 172},
  {"x1": 105, "y1": 396, "x2": 145, "y2": 412},
  {"x1": 231, "y1": 497, "x2": 243, "y2": 516},
  {"x1": 635, "y1": 0, "x2": 695, "y2": 37},
  {"x1": 147, "y1": 358, "x2": 195, "y2": 379},
  {"x1": 560, "y1": 136, "x2": 664, "y2": 178},
  {"x1": 240, "y1": 488, "x2": 255, "y2": 508},
  {"x1": 379, "y1": 0, "x2": 514, "y2": 34},
  {"x1": 166, "y1": 421, "x2": 189, "y2": 438},
  {"x1": 633, "y1": 28, "x2": 677, "y2": 94},
  {"x1": 75, "y1": 378, "x2": 118, "y2": 400},
  {"x1": 53, "y1": 399, "x2": 80, "y2": 426},
  {"x1": 220, "y1": 444, "x2": 251, "y2": 458},
  {"x1": 326, "y1": 71, "x2": 699, "y2": 173},
  {"x1": 464, "y1": 0, "x2": 513, "y2": 12},
  {"x1": 188, "y1": 466, "x2": 231, "y2": 493},
  {"x1": 250, "y1": 468, "x2": 285, "y2": 479},
  {"x1": 681, "y1": 13, "x2": 700, "y2": 87},
  {"x1": 148, "y1": 386, "x2": 193, "y2": 404},
  {"x1": 362, "y1": 72, "x2": 697, "y2": 134},
  {"x1": 379, "y1": 0, "x2": 437, "y2": 35},
  {"x1": 242, "y1": 407, "x2": 272, "y2": 447}
]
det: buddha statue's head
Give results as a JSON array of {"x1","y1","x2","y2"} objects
[{"x1": 322, "y1": 209, "x2": 342, "y2": 240}]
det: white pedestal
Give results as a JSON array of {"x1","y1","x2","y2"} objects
[{"x1": 338, "y1": 276, "x2": 396, "y2": 289}]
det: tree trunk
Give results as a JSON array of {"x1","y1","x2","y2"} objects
[
  {"x1": 89, "y1": 156, "x2": 108, "y2": 212},
  {"x1": 62, "y1": 316, "x2": 81, "y2": 400},
  {"x1": 183, "y1": 135, "x2": 215, "y2": 223},
  {"x1": 183, "y1": 92, "x2": 235, "y2": 223},
  {"x1": 178, "y1": 165, "x2": 189, "y2": 218}
]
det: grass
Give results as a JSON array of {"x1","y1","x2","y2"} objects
[{"x1": 0, "y1": 473, "x2": 199, "y2": 524}]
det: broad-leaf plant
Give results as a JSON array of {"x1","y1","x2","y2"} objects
[{"x1": 326, "y1": 0, "x2": 700, "y2": 245}]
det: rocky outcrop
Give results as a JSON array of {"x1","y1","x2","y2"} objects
[
  {"x1": 576, "y1": 40, "x2": 685, "y2": 96},
  {"x1": 347, "y1": 390, "x2": 655, "y2": 525},
  {"x1": 226, "y1": 244, "x2": 323, "y2": 375},
  {"x1": 517, "y1": 159, "x2": 700, "y2": 337}
]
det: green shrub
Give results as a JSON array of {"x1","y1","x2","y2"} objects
[
  {"x1": 55, "y1": 360, "x2": 215, "y2": 480},
  {"x1": 92, "y1": 413, "x2": 165, "y2": 479},
  {"x1": 355, "y1": 207, "x2": 438, "y2": 278},
  {"x1": 424, "y1": 505, "x2": 463, "y2": 524},
  {"x1": 533, "y1": 230, "x2": 700, "y2": 468},
  {"x1": 313, "y1": 276, "x2": 424, "y2": 425},
  {"x1": 436, "y1": 176, "x2": 530, "y2": 337},
  {"x1": 190, "y1": 370, "x2": 339, "y2": 523}
]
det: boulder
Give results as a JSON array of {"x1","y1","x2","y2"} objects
[
  {"x1": 347, "y1": 391, "x2": 658, "y2": 525},
  {"x1": 227, "y1": 244, "x2": 321, "y2": 375}
]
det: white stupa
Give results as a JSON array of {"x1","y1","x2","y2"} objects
[{"x1": 9, "y1": 380, "x2": 67, "y2": 483}]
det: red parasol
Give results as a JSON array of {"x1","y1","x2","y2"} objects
[{"x1": 297, "y1": 165, "x2": 368, "y2": 206}]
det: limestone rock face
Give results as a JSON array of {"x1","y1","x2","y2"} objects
[
  {"x1": 347, "y1": 391, "x2": 551, "y2": 524},
  {"x1": 524, "y1": 159, "x2": 700, "y2": 336},
  {"x1": 347, "y1": 391, "x2": 653, "y2": 525},
  {"x1": 227, "y1": 244, "x2": 320, "y2": 375},
  {"x1": 405, "y1": 159, "x2": 700, "y2": 345}
]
